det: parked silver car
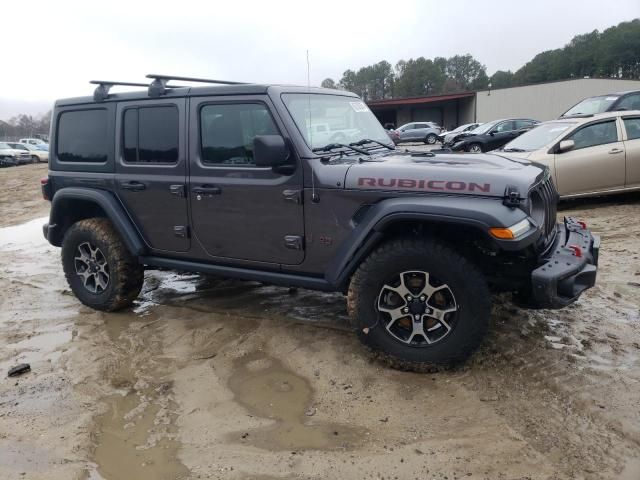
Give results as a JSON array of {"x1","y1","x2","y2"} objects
[{"x1": 392, "y1": 122, "x2": 442, "y2": 145}]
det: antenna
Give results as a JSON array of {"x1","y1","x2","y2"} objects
[{"x1": 307, "y1": 50, "x2": 319, "y2": 204}]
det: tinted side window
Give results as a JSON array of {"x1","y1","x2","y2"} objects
[
  {"x1": 122, "y1": 106, "x2": 178, "y2": 163},
  {"x1": 494, "y1": 121, "x2": 515, "y2": 133},
  {"x1": 569, "y1": 120, "x2": 618, "y2": 149},
  {"x1": 57, "y1": 109, "x2": 108, "y2": 162},
  {"x1": 200, "y1": 103, "x2": 278, "y2": 166},
  {"x1": 623, "y1": 117, "x2": 640, "y2": 140},
  {"x1": 617, "y1": 93, "x2": 640, "y2": 111}
]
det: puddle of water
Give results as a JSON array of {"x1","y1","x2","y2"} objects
[
  {"x1": 227, "y1": 352, "x2": 367, "y2": 451},
  {"x1": 90, "y1": 390, "x2": 188, "y2": 480},
  {"x1": 0, "y1": 216, "x2": 51, "y2": 252}
]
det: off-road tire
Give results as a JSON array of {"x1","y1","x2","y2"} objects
[
  {"x1": 347, "y1": 237, "x2": 490, "y2": 372},
  {"x1": 61, "y1": 218, "x2": 144, "y2": 311},
  {"x1": 425, "y1": 133, "x2": 437, "y2": 145}
]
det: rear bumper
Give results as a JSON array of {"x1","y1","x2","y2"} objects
[{"x1": 529, "y1": 217, "x2": 599, "y2": 309}]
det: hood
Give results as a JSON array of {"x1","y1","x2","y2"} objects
[
  {"x1": 495, "y1": 150, "x2": 533, "y2": 160},
  {"x1": 344, "y1": 150, "x2": 544, "y2": 198}
]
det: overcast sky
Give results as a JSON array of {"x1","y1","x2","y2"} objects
[{"x1": 1, "y1": 0, "x2": 638, "y2": 119}]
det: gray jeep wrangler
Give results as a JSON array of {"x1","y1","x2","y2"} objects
[{"x1": 42, "y1": 74, "x2": 599, "y2": 370}]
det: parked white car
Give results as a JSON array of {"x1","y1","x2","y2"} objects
[
  {"x1": 0, "y1": 142, "x2": 33, "y2": 165},
  {"x1": 7, "y1": 142, "x2": 49, "y2": 163},
  {"x1": 498, "y1": 110, "x2": 640, "y2": 198},
  {"x1": 19, "y1": 138, "x2": 47, "y2": 145}
]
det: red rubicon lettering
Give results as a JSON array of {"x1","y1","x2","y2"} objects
[
  {"x1": 378, "y1": 178, "x2": 397, "y2": 187},
  {"x1": 356, "y1": 177, "x2": 491, "y2": 192},
  {"x1": 358, "y1": 177, "x2": 376, "y2": 186},
  {"x1": 469, "y1": 182, "x2": 491, "y2": 192},
  {"x1": 445, "y1": 181, "x2": 466, "y2": 190},
  {"x1": 426, "y1": 180, "x2": 445, "y2": 190},
  {"x1": 398, "y1": 179, "x2": 417, "y2": 188}
]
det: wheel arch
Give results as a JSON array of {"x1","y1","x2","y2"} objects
[
  {"x1": 46, "y1": 187, "x2": 146, "y2": 256},
  {"x1": 325, "y1": 195, "x2": 533, "y2": 290}
]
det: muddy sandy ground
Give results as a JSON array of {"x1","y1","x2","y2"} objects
[{"x1": 1, "y1": 162, "x2": 639, "y2": 479}]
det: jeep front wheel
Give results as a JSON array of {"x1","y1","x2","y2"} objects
[
  {"x1": 347, "y1": 237, "x2": 490, "y2": 371},
  {"x1": 61, "y1": 218, "x2": 144, "y2": 311}
]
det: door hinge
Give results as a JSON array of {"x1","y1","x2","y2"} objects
[
  {"x1": 169, "y1": 184, "x2": 185, "y2": 197},
  {"x1": 283, "y1": 189, "x2": 302, "y2": 204},
  {"x1": 174, "y1": 225, "x2": 189, "y2": 238},
  {"x1": 284, "y1": 235, "x2": 304, "y2": 250}
]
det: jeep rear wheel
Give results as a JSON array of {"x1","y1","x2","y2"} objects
[
  {"x1": 347, "y1": 237, "x2": 490, "y2": 371},
  {"x1": 61, "y1": 218, "x2": 144, "y2": 311}
]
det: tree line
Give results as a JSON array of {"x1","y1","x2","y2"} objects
[
  {"x1": 0, "y1": 112, "x2": 51, "y2": 141},
  {"x1": 321, "y1": 19, "x2": 640, "y2": 100}
]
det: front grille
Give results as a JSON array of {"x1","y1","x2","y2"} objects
[{"x1": 531, "y1": 174, "x2": 558, "y2": 246}]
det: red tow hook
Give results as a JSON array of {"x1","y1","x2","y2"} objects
[
  {"x1": 568, "y1": 245, "x2": 582, "y2": 258},
  {"x1": 576, "y1": 220, "x2": 587, "y2": 230}
]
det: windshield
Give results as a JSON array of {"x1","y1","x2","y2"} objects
[
  {"x1": 282, "y1": 94, "x2": 391, "y2": 150},
  {"x1": 450, "y1": 123, "x2": 475, "y2": 133},
  {"x1": 562, "y1": 95, "x2": 619, "y2": 116},
  {"x1": 503, "y1": 122, "x2": 576, "y2": 151},
  {"x1": 468, "y1": 120, "x2": 499, "y2": 135}
]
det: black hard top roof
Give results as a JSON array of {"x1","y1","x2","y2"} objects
[{"x1": 55, "y1": 83, "x2": 357, "y2": 107}]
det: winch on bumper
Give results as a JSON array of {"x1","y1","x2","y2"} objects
[{"x1": 530, "y1": 217, "x2": 600, "y2": 309}]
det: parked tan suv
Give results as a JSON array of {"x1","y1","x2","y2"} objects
[{"x1": 498, "y1": 111, "x2": 640, "y2": 198}]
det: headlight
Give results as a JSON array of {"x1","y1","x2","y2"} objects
[{"x1": 489, "y1": 219, "x2": 532, "y2": 239}]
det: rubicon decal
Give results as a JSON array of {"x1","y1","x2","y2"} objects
[{"x1": 357, "y1": 177, "x2": 491, "y2": 193}]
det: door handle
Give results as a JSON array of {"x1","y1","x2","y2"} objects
[
  {"x1": 193, "y1": 185, "x2": 221, "y2": 196},
  {"x1": 120, "y1": 181, "x2": 146, "y2": 191},
  {"x1": 608, "y1": 148, "x2": 624, "y2": 154}
]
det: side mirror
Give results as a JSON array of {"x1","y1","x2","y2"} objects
[
  {"x1": 558, "y1": 139, "x2": 575, "y2": 153},
  {"x1": 489, "y1": 131, "x2": 495, "y2": 136},
  {"x1": 254, "y1": 135, "x2": 290, "y2": 167}
]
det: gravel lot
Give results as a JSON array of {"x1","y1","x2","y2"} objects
[{"x1": 1, "y1": 161, "x2": 640, "y2": 480}]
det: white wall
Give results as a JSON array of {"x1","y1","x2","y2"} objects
[{"x1": 476, "y1": 78, "x2": 640, "y2": 122}]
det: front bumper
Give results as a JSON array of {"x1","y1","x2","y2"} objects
[{"x1": 529, "y1": 216, "x2": 599, "y2": 309}]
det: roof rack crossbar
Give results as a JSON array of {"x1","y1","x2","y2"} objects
[
  {"x1": 146, "y1": 73, "x2": 248, "y2": 97},
  {"x1": 90, "y1": 79, "x2": 185, "y2": 101},
  {"x1": 90, "y1": 80, "x2": 151, "y2": 102}
]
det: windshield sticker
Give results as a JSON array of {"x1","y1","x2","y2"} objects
[
  {"x1": 549, "y1": 127, "x2": 570, "y2": 132},
  {"x1": 350, "y1": 101, "x2": 369, "y2": 113},
  {"x1": 605, "y1": 97, "x2": 618, "y2": 101}
]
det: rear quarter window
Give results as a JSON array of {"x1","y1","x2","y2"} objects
[{"x1": 57, "y1": 109, "x2": 108, "y2": 163}]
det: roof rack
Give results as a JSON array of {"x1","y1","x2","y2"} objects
[
  {"x1": 90, "y1": 80, "x2": 150, "y2": 102},
  {"x1": 145, "y1": 73, "x2": 247, "y2": 97}
]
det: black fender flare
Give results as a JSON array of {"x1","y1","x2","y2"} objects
[
  {"x1": 325, "y1": 195, "x2": 538, "y2": 289},
  {"x1": 46, "y1": 187, "x2": 146, "y2": 256}
]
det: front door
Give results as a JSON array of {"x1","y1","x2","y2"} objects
[
  {"x1": 487, "y1": 120, "x2": 518, "y2": 150},
  {"x1": 115, "y1": 99, "x2": 190, "y2": 252},
  {"x1": 188, "y1": 96, "x2": 305, "y2": 265},
  {"x1": 554, "y1": 118, "x2": 625, "y2": 196}
]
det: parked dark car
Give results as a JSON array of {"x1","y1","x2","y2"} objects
[
  {"x1": 450, "y1": 119, "x2": 539, "y2": 153},
  {"x1": 561, "y1": 90, "x2": 640, "y2": 117}
]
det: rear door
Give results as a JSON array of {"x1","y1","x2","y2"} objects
[
  {"x1": 114, "y1": 99, "x2": 190, "y2": 252},
  {"x1": 622, "y1": 115, "x2": 640, "y2": 189},
  {"x1": 188, "y1": 95, "x2": 305, "y2": 265},
  {"x1": 554, "y1": 118, "x2": 625, "y2": 196}
]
